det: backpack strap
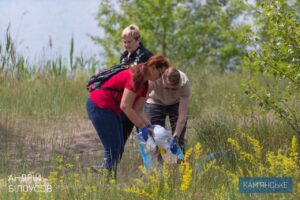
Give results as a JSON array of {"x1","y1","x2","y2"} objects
[{"x1": 86, "y1": 64, "x2": 129, "y2": 93}]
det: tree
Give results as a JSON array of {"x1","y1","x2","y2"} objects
[
  {"x1": 243, "y1": 0, "x2": 300, "y2": 136},
  {"x1": 92, "y1": 0, "x2": 249, "y2": 71}
]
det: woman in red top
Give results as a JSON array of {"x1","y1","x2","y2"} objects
[{"x1": 86, "y1": 55, "x2": 169, "y2": 178}]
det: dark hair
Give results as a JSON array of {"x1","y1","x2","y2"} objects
[
  {"x1": 165, "y1": 67, "x2": 180, "y2": 86},
  {"x1": 131, "y1": 55, "x2": 169, "y2": 90}
]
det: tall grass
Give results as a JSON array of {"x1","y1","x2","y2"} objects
[{"x1": 0, "y1": 34, "x2": 299, "y2": 199}]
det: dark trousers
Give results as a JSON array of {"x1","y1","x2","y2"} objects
[
  {"x1": 144, "y1": 102, "x2": 186, "y2": 153},
  {"x1": 119, "y1": 112, "x2": 136, "y2": 159},
  {"x1": 86, "y1": 98, "x2": 124, "y2": 173}
]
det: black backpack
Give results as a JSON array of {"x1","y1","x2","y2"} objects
[{"x1": 86, "y1": 64, "x2": 129, "y2": 92}]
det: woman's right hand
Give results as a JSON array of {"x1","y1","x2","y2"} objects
[{"x1": 140, "y1": 124, "x2": 154, "y2": 141}]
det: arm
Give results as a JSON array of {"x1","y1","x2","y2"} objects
[
  {"x1": 120, "y1": 88, "x2": 149, "y2": 128},
  {"x1": 133, "y1": 96, "x2": 151, "y2": 125},
  {"x1": 147, "y1": 81, "x2": 154, "y2": 95},
  {"x1": 173, "y1": 97, "x2": 189, "y2": 138}
]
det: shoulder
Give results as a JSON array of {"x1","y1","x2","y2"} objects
[
  {"x1": 178, "y1": 70, "x2": 190, "y2": 98},
  {"x1": 115, "y1": 68, "x2": 131, "y2": 78},
  {"x1": 140, "y1": 43, "x2": 152, "y2": 55},
  {"x1": 120, "y1": 50, "x2": 128, "y2": 58},
  {"x1": 136, "y1": 43, "x2": 153, "y2": 62},
  {"x1": 178, "y1": 70, "x2": 190, "y2": 85}
]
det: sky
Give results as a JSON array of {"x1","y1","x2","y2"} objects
[{"x1": 0, "y1": 0, "x2": 104, "y2": 62}]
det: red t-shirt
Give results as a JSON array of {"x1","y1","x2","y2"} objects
[{"x1": 90, "y1": 69, "x2": 148, "y2": 115}]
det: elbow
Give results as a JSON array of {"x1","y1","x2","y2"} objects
[
  {"x1": 120, "y1": 104, "x2": 127, "y2": 112},
  {"x1": 120, "y1": 104, "x2": 131, "y2": 114}
]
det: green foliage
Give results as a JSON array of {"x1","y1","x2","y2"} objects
[
  {"x1": 0, "y1": 75, "x2": 88, "y2": 120},
  {"x1": 243, "y1": 0, "x2": 300, "y2": 136},
  {"x1": 0, "y1": 28, "x2": 98, "y2": 80},
  {"x1": 70, "y1": 36, "x2": 75, "y2": 71},
  {"x1": 0, "y1": 26, "x2": 30, "y2": 79},
  {"x1": 93, "y1": 0, "x2": 249, "y2": 70}
]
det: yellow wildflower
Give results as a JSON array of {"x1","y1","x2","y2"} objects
[
  {"x1": 109, "y1": 179, "x2": 116, "y2": 184},
  {"x1": 289, "y1": 135, "x2": 298, "y2": 161},
  {"x1": 56, "y1": 165, "x2": 63, "y2": 170},
  {"x1": 162, "y1": 164, "x2": 170, "y2": 192},
  {"x1": 266, "y1": 151, "x2": 277, "y2": 175},
  {"x1": 239, "y1": 150, "x2": 255, "y2": 164},
  {"x1": 184, "y1": 147, "x2": 193, "y2": 161},
  {"x1": 124, "y1": 186, "x2": 155, "y2": 200},
  {"x1": 159, "y1": 148, "x2": 167, "y2": 154},
  {"x1": 66, "y1": 163, "x2": 74, "y2": 169},
  {"x1": 91, "y1": 186, "x2": 97, "y2": 192},
  {"x1": 135, "y1": 178, "x2": 143, "y2": 185},
  {"x1": 55, "y1": 155, "x2": 63, "y2": 163},
  {"x1": 244, "y1": 134, "x2": 261, "y2": 159},
  {"x1": 48, "y1": 171, "x2": 58, "y2": 184},
  {"x1": 180, "y1": 162, "x2": 192, "y2": 191},
  {"x1": 73, "y1": 173, "x2": 80, "y2": 185},
  {"x1": 227, "y1": 138, "x2": 240, "y2": 150},
  {"x1": 179, "y1": 162, "x2": 185, "y2": 173},
  {"x1": 201, "y1": 160, "x2": 215, "y2": 175},
  {"x1": 138, "y1": 165, "x2": 148, "y2": 177},
  {"x1": 59, "y1": 176, "x2": 64, "y2": 184},
  {"x1": 194, "y1": 143, "x2": 202, "y2": 161}
]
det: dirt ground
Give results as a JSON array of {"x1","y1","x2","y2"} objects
[
  {"x1": 1, "y1": 118, "x2": 177, "y2": 175},
  {"x1": 0, "y1": 119, "x2": 103, "y2": 170}
]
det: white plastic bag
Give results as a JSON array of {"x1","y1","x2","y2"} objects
[{"x1": 137, "y1": 125, "x2": 183, "y2": 170}]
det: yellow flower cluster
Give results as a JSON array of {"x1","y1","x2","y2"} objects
[
  {"x1": 180, "y1": 162, "x2": 192, "y2": 191},
  {"x1": 194, "y1": 143, "x2": 202, "y2": 161},
  {"x1": 48, "y1": 171, "x2": 58, "y2": 184},
  {"x1": 227, "y1": 133, "x2": 299, "y2": 180},
  {"x1": 162, "y1": 164, "x2": 170, "y2": 192},
  {"x1": 244, "y1": 134, "x2": 261, "y2": 159},
  {"x1": 267, "y1": 147, "x2": 298, "y2": 176},
  {"x1": 227, "y1": 138, "x2": 240, "y2": 150},
  {"x1": 289, "y1": 135, "x2": 298, "y2": 160},
  {"x1": 184, "y1": 147, "x2": 193, "y2": 162},
  {"x1": 124, "y1": 186, "x2": 155, "y2": 200},
  {"x1": 239, "y1": 150, "x2": 255, "y2": 164}
]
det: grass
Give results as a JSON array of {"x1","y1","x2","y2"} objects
[
  {"x1": 0, "y1": 68, "x2": 299, "y2": 199},
  {"x1": 0, "y1": 32, "x2": 299, "y2": 199}
]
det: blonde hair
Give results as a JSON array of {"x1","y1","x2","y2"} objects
[{"x1": 121, "y1": 24, "x2": 140, "y2": 40}]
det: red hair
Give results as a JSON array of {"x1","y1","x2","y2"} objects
[{"x1": 131, "y1": 55, "x2": 170, "y2": 91}]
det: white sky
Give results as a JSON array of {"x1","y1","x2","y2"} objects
[{"x1": 0, "y1": 0, "x2": 103, "y2": 62}]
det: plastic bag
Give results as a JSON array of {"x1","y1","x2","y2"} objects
[{"x1": 137, "y1": 125, "x2": 184, "y2": 170}]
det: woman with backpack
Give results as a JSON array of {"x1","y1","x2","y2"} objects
[
  {"x1": 119, "y1": 24, "x2": 153, "y2": 155},
  {"x1": 86, "y1": 55, "x2": 169, "y2": 178}
]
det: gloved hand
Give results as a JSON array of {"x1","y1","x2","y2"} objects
[
  {"x1": 139, "y1": 124, "x2": 154, "y2": 141},
  {"x1": 170, "y1": 136, "x2": 179, "y2": 154}
]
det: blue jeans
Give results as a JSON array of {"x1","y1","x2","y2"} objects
[
  {"x1": 120, "y1": 112, "x2": 140, "y2": 160},
  {"x1": 144, "y1": 103, "x2": 186, "y2": 153},
  {"x1": 86, "y1": 98, "x2": 124, "y2": 172}
]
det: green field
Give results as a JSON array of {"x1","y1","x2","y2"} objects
[
  {"x1": 1, "y1": 0, "x2": 299, "y2": 199},
  {"x1": 0, "y1": 67, "x2": 299, "y2": 199}
]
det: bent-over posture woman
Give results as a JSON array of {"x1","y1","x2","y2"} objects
[{"x1": 86, "y1": 55, "x2": 170, "y2": 178}]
